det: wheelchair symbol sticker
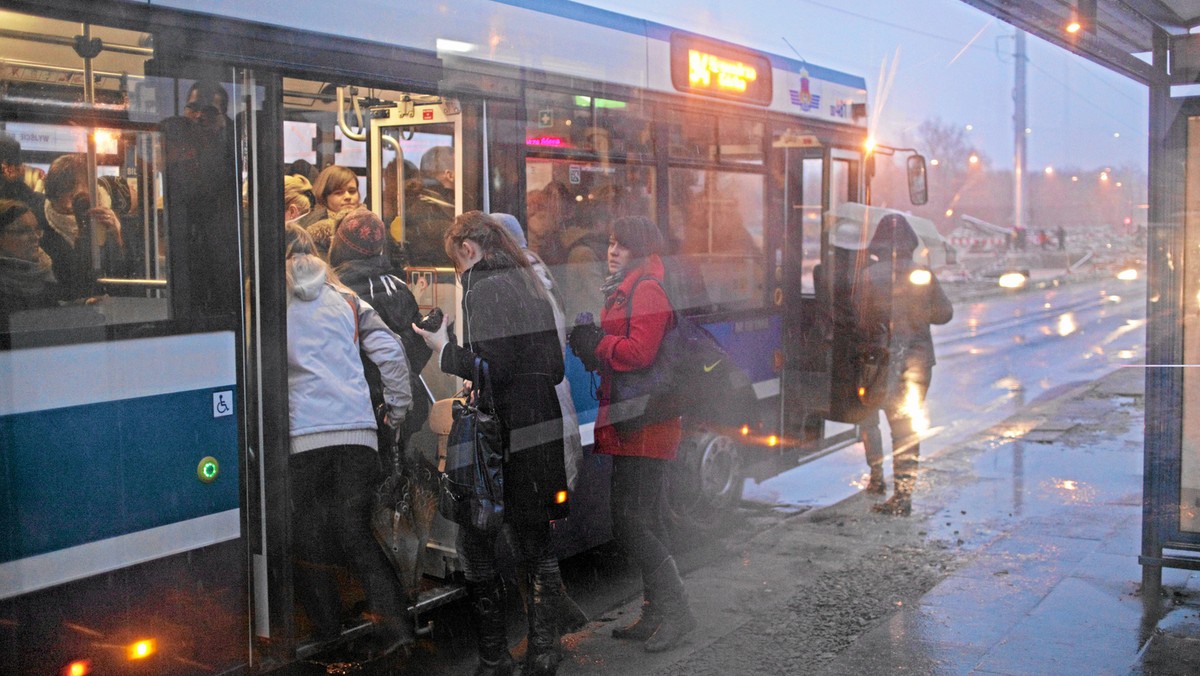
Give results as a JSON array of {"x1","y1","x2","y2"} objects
[{"x1": 213, "y1": 391, "x2": 233, "y2": 418}]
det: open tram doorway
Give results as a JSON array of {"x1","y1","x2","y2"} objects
[
  {"x1": 778, "y1": 138, "x2": 864, "y2": 449},
  {"x1": 280, "y1": 77, "x2": 464, "y2": 402},
  {"x1": 269, "y1": 77, "x2": 474, "y2": 658}
]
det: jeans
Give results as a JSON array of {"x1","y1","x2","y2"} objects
[
  {"x1": 290, "y1": 444, "x2": 405, "y2": 639},
  {"x1": 610, "y1": 455, "x2": 671, "y2": 581}
]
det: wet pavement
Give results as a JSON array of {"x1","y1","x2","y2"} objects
[{"x1": 551, "y1": 364, "x2": 1200, "y2": 674}]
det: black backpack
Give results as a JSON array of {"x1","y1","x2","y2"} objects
[{"x1": 608, "y1": 276, "x2": 757, "y2": 435}]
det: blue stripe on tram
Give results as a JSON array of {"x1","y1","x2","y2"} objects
[{"x1": 0, "y1": 387, "x2": 239, "y2": 565}]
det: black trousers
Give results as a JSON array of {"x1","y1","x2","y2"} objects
[
  {"x1": 610, "y1": 455, "x2": 671, "y2": 582},
  {"x1": 290, "y1": 444, "x2": 405, "y2": 638}
]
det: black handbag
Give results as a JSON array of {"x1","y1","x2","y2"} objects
[{"x1": 438, "y1": 357, "x2": 506, "y2": 532}]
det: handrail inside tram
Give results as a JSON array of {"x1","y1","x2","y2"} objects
[{"x1": 97, "y1": 278, "x2": 169, "y2": 289}]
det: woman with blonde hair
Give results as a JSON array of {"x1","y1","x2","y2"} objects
[{"x1": 413, "y1": 211, "x2": 572, "y2": 676}]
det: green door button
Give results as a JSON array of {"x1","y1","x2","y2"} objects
[{"x1": 197, "y1": 456, "x2": 220, "y2": 483}]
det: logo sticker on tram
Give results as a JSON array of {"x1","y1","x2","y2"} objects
[
  {"x1": 423, "y1": 109, "x2": 434, "y2": 120},
  {"x1": 789, "y1": 68, "x2": 821, "y2": 112},
  {"x1": 213, "y1": 391, "x2": 233, "y2": 418}
]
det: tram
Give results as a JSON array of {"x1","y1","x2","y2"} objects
[{"x1": 0, "y1": 0, "x2": 927, "y2": 672}]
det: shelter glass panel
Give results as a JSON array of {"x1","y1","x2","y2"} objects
[{"x1": 1182, "y1": 116, "x2": 1200, "y2": 532}]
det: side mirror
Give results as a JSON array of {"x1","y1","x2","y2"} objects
[{"x1": 907, "y1": 154, "x2": 928, "y2": 206}]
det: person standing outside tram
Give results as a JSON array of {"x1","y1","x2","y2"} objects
[
  {"x1": 855, "y1": 213, "x2": 953, "y2": 516},
  {"x1": 283, "y1": 224, "x2": 415, "y2": 656},
  {"x1": 568, "y1": 216, "x2": 696, "y2": 652},
  {"x1": 412, "y1": 211, "x2": 572, "y2": 676}
]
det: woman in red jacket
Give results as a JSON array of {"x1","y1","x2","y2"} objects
[{"x1": 569, "y1": 215, "x2": 695, "y2": 653}]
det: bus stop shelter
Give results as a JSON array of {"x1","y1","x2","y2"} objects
[{"x1": 957, "y1": 0, "x2": 1200, "y2": 601}]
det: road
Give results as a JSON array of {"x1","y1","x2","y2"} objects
[{"x1": 745, "y1": 274, "x2": 1147, "y2": 509}]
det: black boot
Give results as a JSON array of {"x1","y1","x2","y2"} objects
[
  {"x1": 643, "y1": 557, "x2": 695, "y2": 653},
  {"x1": 468, "y1": 578, "x2": 515, "y2": 676},
  {"x1": 555, "y1": 579, "x2": 589, "y2": 634},
  {"x1": 524, "y1": 570, "x2": 563, "y2": 676},
  {"x1": 612, "y1": 585, "x2": 660, "y2": 641}
]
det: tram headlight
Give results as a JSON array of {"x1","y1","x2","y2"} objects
[
  {"x1": 908, "y1": 269, "x2": 932, "y2": 286},
  {"x1": 63, "y1": 660, "x2": 91, "y2": 676},
  {"x1": 1116, "y1": 268, "x2": 1138, "y2": 281},
  {"x1": 554, "y1": 490, "x2": 568, "y2": 505},
  {"x1": 126, "y1": 639, "x2": 156, "y2": 661},
  {"x1": 997, "y1": 272, "x2": 1027, "y2": 289}
]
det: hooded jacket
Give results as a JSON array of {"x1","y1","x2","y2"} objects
[{"x1": 286, "y1": 255, "x2": 412, "y2": 454}]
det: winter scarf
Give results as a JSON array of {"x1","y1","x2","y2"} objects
[
  {"x1": 0, "y1": 248, "x2": 56, "y2": 299},
  {"x1": 600, "y1": 267, "x2": 628, "y2": 299}
]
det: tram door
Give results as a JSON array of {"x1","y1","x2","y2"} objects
[
  {"x1": 780, "y1": 142, "x2": 863, "y2": 443},
  {"x1": 779, "y1": 143, "x2": 828, "y2": 441}
]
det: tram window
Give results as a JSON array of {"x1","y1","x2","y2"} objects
[
  {"x1": 0, "y1": 8, "x2": 244, "y2": 342},
  {"x1": 591, "y1": 96, "x2": 654, "y2": 158},
  {"x1": 831, "y1": 158, "x2": 856, "y2": 211},
  {"x1": 525, "y1": 157, "x2": 655, "y2": 320},
  {"x1": 800, "y1": 158, "x2": 825, "y2": 295},
  {"x1": 667, "y1": 110, "x2": 717, "y2": 161},
  {"x1": 526, "y1": 89, "x2": 595, "y2": 152},
  {"x1": 718, "y1": 118, "x2": 764, "y2": 165},
  {"x1": 526, "y1": 88, "x2": 653, "y2": 161},
  {"x1": 667, "y1": 168, "x2": 765, "y2": 312},
  {"x1": 283, "y1": 121, "x2": 318, "y2": 165}
]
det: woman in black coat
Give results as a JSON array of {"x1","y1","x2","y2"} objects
[
  {"x1": 330, "y1": 207, "x2": 433, "y2": 444},
  {"x1": 413, "y1": 210, "x2": 570, "y2": 676}
]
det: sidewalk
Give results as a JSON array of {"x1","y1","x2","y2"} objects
[{"x1": 557, "y1": 365, "x2": 1200, "y2": 675}]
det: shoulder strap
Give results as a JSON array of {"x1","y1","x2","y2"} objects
[
  {"x1": 343, "y1": 293, "x2": 360, "y2": 344},
  {"x1": 623, "y1": 275, "x2": 675, "y2": 337}
]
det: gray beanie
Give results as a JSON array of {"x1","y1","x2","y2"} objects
[{"x1": 490, "y1": 212, "x2": 527, "y2": 248}]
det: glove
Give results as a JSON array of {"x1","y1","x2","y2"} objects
[
  {"x1": 568, "y1": 323, "x2": 604, "y2": 372},
  {"x1": 386, "y1": 408, "x2": 407, "y2": 445}
]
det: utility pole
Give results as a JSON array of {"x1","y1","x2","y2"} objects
[{"x1": 1013, "y1": 30, "x2": 1027, "y2": 230}]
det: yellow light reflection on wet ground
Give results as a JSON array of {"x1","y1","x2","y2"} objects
[
  {"x1": 903, "y1": 381, "x2": 930, "y2": 434},
  {"x1": 1057, "y1": 313, "x2": 1076, "y2": 336},
  {"x1": 1048, "y1": 477, "x2": 1097, "y2": 503}
]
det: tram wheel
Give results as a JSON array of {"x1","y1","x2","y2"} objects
[{"x1": 664, "y1": 432, "x2": 744, "y2": 545}]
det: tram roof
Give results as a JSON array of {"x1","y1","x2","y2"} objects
[
  {"x1": 959, "y1": 0, "x2": 1200, "y2": 85},
  {"x1": 489, "y1": 0, "x2": 866, "y2": 89},
  {"x1": 130, "y1": 0, "x2": 867, "y2": 121}
]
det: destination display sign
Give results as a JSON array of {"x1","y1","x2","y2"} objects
[{"x1": 670, "y1": 34, "x2": 773, "y2": 106}]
